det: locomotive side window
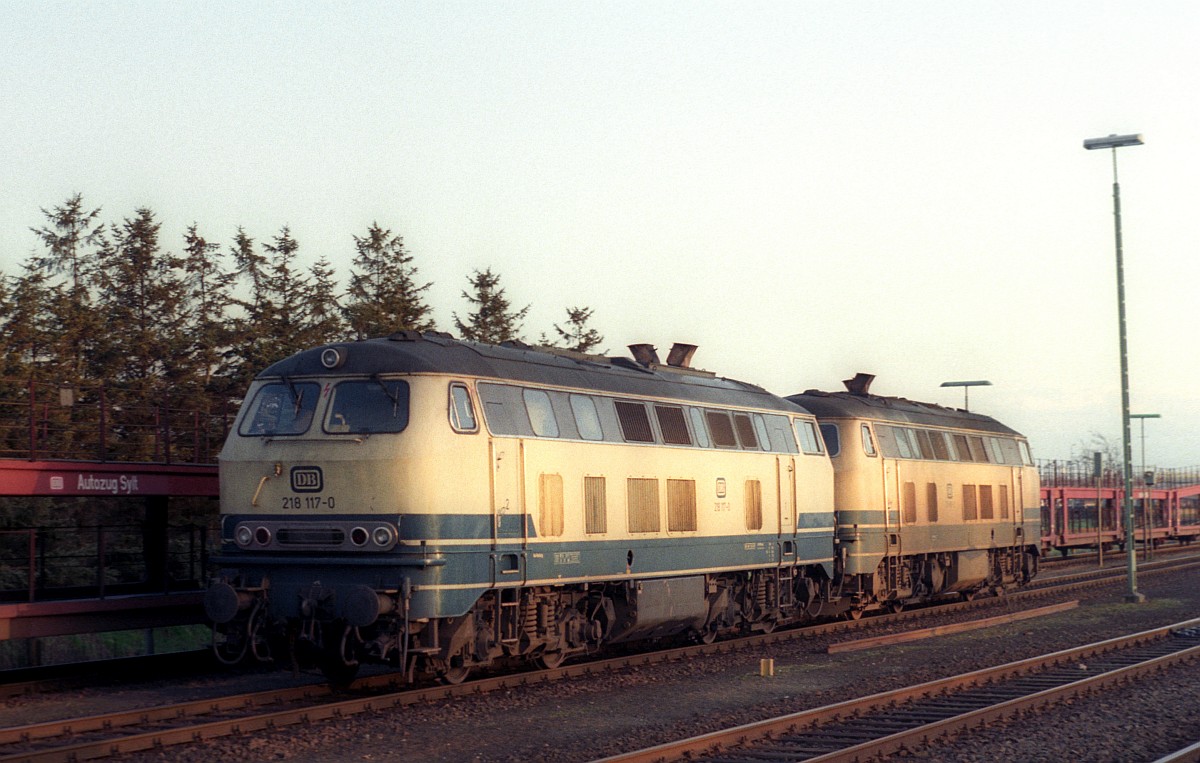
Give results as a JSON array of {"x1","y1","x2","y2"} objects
[
  {"x1": 733, "y1": 414, "x2": 759, "y2": 449},
  {"x1": 891, "y1": 427, "x2": 914, "y2": 459},
  {"x1": 655, "y1": 405, "x2": 693, "y2": 445},
  {"x1": 820, "y1": 423, "x2": 841, "y2": 457},
  {"x1": 967, "y1": 436, "x2": 990, "y2": 462},
  {"x1": 523, "y1": 389, "x2": 560, "y2": 438},
  {"x1": 449, "y1": 384, "x2": 477, "y2": 433},
  {"x1": 1019, "y1": 440, "x2": 1034, "y2": 465},
  {"x1": 706, "y1": 411, "x2": 738, "y2": 448},
  {"x1": 239, "y1": 381, "x2": 321, "y2": 436},
  {"x1": 752, "y1": 415, "x2": 771, "y2": 452},
  {"x1": 323, "y1": 379, "x2": 410, "y2": 434},
  {"x1": 916, "y1": 430, "x2": 935, "y2": 459},
  {"x1": 860, "y1": 424, "x2": 876, "y2": 456},
  {"x1": 765, "y1": 414, "x2": 799, "y2": 454},
  {"x1": 570, "y1": 395, "x2": 604, "y2": 441},
  {"x1": 953, "y1": 435, "x2": 972, "y2": 462},
  {"x1": 929, "y1": 431, "x2": 952, "y2": 460},
  {"x1": 988, "y1": 437, "x2": 1006, "y2": 464},
  {"x1": 998, "y1": 437, "x2": 1022, "y2": 464},
  {"x1": 793, "y1": 419, "x2": 823, "y2": 455},
  {"x1": 615, "y1": 401, "x2": 655, "y2": 443},
  {"x1": 478, "y1": 383, "x2": 534, "y2": 436},
  {"x1": 688, "y1": 407, "x2": 711, "y2": 448},
  {"x1": 584, "y1": 476, "x2": 607, "y2": 533}
]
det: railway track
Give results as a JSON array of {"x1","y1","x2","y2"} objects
[
  {"x1": 4, "y1": 554, "x2": 1200, "y2": 762},
  {"x1": 597, "y1": 618, "x2": 1200, "y2": 763}
]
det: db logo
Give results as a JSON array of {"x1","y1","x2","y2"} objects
[{"x1": 290, "y1": 466, "x2": 324, "y2": 493}]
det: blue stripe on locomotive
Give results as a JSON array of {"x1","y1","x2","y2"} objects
[{"x1": 216, "y1": 512, "x2": 836, "y2": 620}]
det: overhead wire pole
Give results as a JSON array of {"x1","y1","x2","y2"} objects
[{"x1": 1083, "y1": 132, "x2": 1145, "y2": 604}]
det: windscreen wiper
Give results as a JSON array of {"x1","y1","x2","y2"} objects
[{"x1": 372, "y1": 374, "x2": 401, "y2": 415}]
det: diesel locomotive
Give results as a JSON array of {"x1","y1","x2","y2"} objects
[{"x1": 205, "y1": 332, "x2": 1040, "y2": 683}]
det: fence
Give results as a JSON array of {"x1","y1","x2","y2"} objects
[
  {"x1": 0, "y1": 523, "x2": 211, "y2": 603},
  {"x1": 1038, "y1": 460, "x2": 1200, "y2": 490},
  {"x1": 0, "y1": 378, "x2": 231, "y2": 464}
]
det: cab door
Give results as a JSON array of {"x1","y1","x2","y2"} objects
[{"x1": 489, "y1": 437, "x2": 527, "y2": 583}]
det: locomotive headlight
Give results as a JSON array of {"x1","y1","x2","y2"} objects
[
  {"x1": 372, "y1": 526, "x2": 395, "y2": 547},
  {"x1": 350, "y1": 527, "x2": 369, "y2": 546},
  {"x1": 254, "y1": 526, "x2": 272, "y2": 546},
  {"x1": 320, "y1": 346, "x2": 345, "y2": 369},
  {"x1": 235, "y1": 525, "x2": 253, "y2": 547}
]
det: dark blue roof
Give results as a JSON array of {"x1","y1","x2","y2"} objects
[
  {"x1": 260, "y1": 332, "x2": 809, "y2": 415},
  {"x1": 787, "y1": 389, "x2": 1022, "y2": 437}
]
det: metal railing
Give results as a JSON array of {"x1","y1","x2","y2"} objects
[
  {"x1": 0, "y1": 523, "x2": 212, "y2": 602},
  {"x1": 1038, "y1": 459, "x2": 1200, "y2": 490},
  {"x1": 0, "y1": 378, "x2": 232, "y2": 464}
]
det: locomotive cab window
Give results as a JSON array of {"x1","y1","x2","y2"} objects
[
  {"x1": 861, "y1": 424, "x2": 876, "y2": 457},
  {"x1": 324, "y1": 379, "x2": 410, "y2": 434},
  {"x1": 794, "y1": 419, "x2": 824, "y2": 455},
  {"x1": 449, "y1": 383, "x2": 478, "y2": 433},
  {"x1": 239, "y1": 381, "x2": 321, "y2": 436},
  {"x1": 820, "y1": 423, "x2": 841, "y2": 457}
]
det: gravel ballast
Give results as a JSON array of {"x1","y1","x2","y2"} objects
[{"x1": 5, "y1": 567, "x2": 1200, "y2": 762}]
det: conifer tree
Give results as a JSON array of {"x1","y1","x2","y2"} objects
[
  {"x1": 344, "y1": 222, "x2": 434, "y2": 338},
  {"x1": 546, "y1": 306, "x2": 605, "y2": 354},
  {"x1": 29, "y1": 193, "x2": 104, "y2": 293},
  {"x1": 0, "y1": 265, "x2": 56, "y2": 380},
  {"x1": 180, "y1": 224, "x2": 237, "y2": 405},
  {"x1": 93, "y1": 208, "x2": 187, "y2": 403},
  {"x1": 260, "y1": 225, "x2": 310, "y2": 357},
  {"x1": 453, "y1": 268, "x2": 530, "y2": 344},
  {"x1": 227, "y1": 228, "x2": 274, "y2": 391},
  {"x1": 303, "y1": 254, "x2": 347, "y2": 345},
  {"x1": 29, "y1": 193, "x2": 106, "y2": 383}
]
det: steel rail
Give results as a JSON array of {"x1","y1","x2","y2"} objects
[
  {"x1": 1153, "y1": 739, "x2": 1200, "y2": 763},
  {"x1": 5, "y1": 555, "x2": 1200, "y2": 762},
  {"x1": 595, "y1": 618, "x2": 1200, "y2": 763}
]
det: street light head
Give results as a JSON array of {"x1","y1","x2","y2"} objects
[
  {"x1": 939, "y1": 380, "x2": 992, "y2": 388},
  {"x1": 1084, "y1": 133, "x2": 1144, "y2": 150}
]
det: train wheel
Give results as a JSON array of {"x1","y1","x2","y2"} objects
[
  {"x1": 844, "y1": 608, "x2": 864, "y2": 621},
  {"x1": 888, "y1": 600, "x2": 905, "y2": 614},
  {"x1": 537, "y1": 650, "x2": 566, "y2": 670},
  {"x1": 438, "y1": 664, "x2": 472, "y2": 685}
]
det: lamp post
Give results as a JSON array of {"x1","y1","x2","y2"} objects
[
  {"x1": 939, "y1": 380, "x2": 992, "y2": 411},
  {"x1": 1084, "y1": 131, "x2": 1145, "y2": 603},
  {"x1": 1130, "y1": 413, "x2": 1160, "y2": 561}
]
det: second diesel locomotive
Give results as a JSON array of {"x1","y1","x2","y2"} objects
[{"x1": 205, "y1": 333, "x2": 1040, "y2": 682}]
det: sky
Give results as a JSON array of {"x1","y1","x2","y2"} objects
[{"x1": 2, "y1": 2, "x2": 1198, "y2": 466}]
